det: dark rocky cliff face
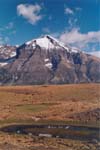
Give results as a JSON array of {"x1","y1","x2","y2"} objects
[{"x1": 0, "y1": 36, "x2": 100, "y2": 85}]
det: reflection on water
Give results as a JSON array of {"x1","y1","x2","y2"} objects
[{"x1": 0, "y1": 124, "x2": 99, "y2": 142}]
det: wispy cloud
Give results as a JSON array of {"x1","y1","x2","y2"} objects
[
  {"x1": 4, "y1": 36, "x2": 9, "y2": 43},
  {"x1": 10, "y1": 30, "x2": 16, "y2": 35},
  {"x1": 0, "y1": 22, "x2": 15, "y2": 32},
  {"x1": 42, "y1": 27, "x2": 50, "y2": 33},
  {"x1": 63, "y1": 5, "x2": 98, "y2": 49},
  {"x1": 68, "y1": 17, "x2": 78, "y2": 28},
  {"x1": 75, "y1": 7, "x2": 82, "y2": 11},
  {"x1": 17, "y1": 4, "x2": 43, "y2": 25},
  {"x1": 65, "y1": 7, "x2": 74, "y2": 15},
  {"x1": 65, "y1": 6, "x2": 81, "y2": 16},
  {"x1": 64, "y1": 6, "x2": 82, "y2": 30},
  {"x1": 0, "y1": 21, "x2": 15, "y2": 44},
  {"x1": 60, "y1": 28, "x2": 100, "y2": 50},
  {"x1": 0, "y1": 36, "x2": 10, "y2": 44},
  {"x1": 5, "y1": 22, "x2": 14, "y2": 29},
  {"x1": 0, "y1": 37, "x2": 3, "y2": 44},
  {"x1": 63, "y1": 6, "x2": 99, "y2": 52}
]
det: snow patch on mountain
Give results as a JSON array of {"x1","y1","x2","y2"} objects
[
  {"x1": 26, "y1": 35, "x2": 73, "y2": 52},
  {"x1": 45, "y1": 62, "x2": 52, "y2": 69},
  {"x1": 71, "y1": 47, "x2": 80, "y2": 53},
  {"x1": 27, "y1": 36, "x2": 54, "y2": 49},
  {"x1": 0, "y1": 45, "x2": 16, "y2": 59},
  {"x1": 0, "y1": 45, "x2": 3, "y2": 48},
  {"x1": 44, "y1": 58, "x2": 50, "y2": 62},
  {"x1": 0, "y1": 57, "x2": 15, "y2": 67},
  {"x1": 0, "y1": 62, "x2": 8, "y2": 67},
  {"x1": 44, "y1": 58, "x2": 52, "y2": 69},
  {"x1": 10, "y1": 51, "x2": 16, "y2": 57}
]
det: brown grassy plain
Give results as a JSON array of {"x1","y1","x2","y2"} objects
[
  {"x1": 0, "y1": 83, "x2": 99, "y2": 125},
  {"x1": 0, "y1": 84, "x2": 99, "y2": 150}
]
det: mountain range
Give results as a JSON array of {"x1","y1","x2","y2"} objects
[{"x1": 0, "y1": 35, "x2": 100, "y2": 85}]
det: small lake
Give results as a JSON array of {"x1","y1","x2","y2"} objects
[{"x1": 0, "y1": 124, "x2": 99, "y2": 142}]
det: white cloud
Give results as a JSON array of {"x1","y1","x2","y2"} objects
[
  {"x1": 65, "y1": 7, "x2": 74, "y2": 15},
  {"x1": 17, "y1": 4, "x2": 43, "y2": 25},
  {"x1": 60, "y1": 28, "x2": 100, "y2": 49}
]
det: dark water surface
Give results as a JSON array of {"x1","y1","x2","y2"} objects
[{"x1": 0, "y1": 124, "x2": 99, "y2": 141}]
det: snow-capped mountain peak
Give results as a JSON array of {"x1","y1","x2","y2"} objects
[
  {"x1": 26, "y1": 35, "x2": 72, "y2": 52},
  {"x1": 0, "y1": 35, "x2": 100, "y2": 85}
]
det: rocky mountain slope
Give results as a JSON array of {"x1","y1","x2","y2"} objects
[
  {"x1": 0, "y1": 45, "x2": 16, "y2": 67},
  {"x1": 0, "y1": 35, "x2": 100, "y2": 85}
]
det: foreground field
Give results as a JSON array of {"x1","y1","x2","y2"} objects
[
  {"x1": 0, "y1": 84, "x2": 99, "y2": 150},
  {"x1": 0, "y1": 131, "x2": 99, "y2": 150}
]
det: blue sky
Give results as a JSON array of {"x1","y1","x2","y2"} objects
[{"x1": 0, "y1": 0, "x2": 100, "y2": 54}]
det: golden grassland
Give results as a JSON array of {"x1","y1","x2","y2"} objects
[
  {"x1": 0, "y1": 131, "x2": 99, "y2": 150},
  {"x1": 0, "y1": 84, "x2": 99, "y2": 150},
  {"x1": 0, "y1": 83, "x2": 99, "y2": 126}
]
